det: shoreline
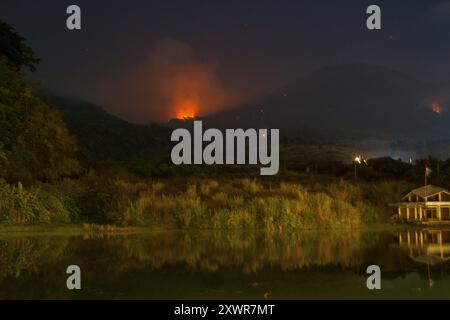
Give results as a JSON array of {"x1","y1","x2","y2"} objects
[{"x1": 0, "y1": 222, "x2": 432, "y2": 237}]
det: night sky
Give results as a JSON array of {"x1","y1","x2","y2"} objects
[{"x1": 1, "y1": 0, "x2": 450, "y2": 122}]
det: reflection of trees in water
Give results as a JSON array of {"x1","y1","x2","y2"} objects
[
  {"x1": 0, "y1": 230, "x2": 377, "y2": 280},
  {"x1": 0, "y1": 237, "x2": 70, "y2": 279},
  {"x1": 95, "y1": 231, "x2": 371, "y2": 273},
  {"x1": 4, "y1": 230, "x2": 450, "y2": 298}
]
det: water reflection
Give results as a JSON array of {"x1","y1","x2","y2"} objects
[
  {"x1": 0, "y1": 231, "x2": 369, "y2": 277},
  {"x1": 398, "y1": 230, "x2": 450, "y2": 266},
  {"x1": 0, "y1": 229, "x2": 450, "y2": 299}
]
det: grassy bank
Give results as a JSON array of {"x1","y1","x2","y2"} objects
[
  {"x1": 0, "y1": 223, "x2": 149, "y2": 236},
  {"x1": 0, "y1": 175, "x2": 413, "y2": 231}
]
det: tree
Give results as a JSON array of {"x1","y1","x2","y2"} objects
[
  {"x1": 0, "y1": 21, "x2": 40, "y2": 71},
  {"x1": 0, "y1": 21, "x2": 82, "y2": 184}
]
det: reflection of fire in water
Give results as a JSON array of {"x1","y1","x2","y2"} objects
[{"x1": 175, "y1": 100, "x2": 198, "y2": 119}]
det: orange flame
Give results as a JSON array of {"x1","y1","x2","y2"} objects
[
  {"x1": 174, "y1": 100, "x2": 198, "y2": 119},
  {"x1": 433, "y1": 103, "x2": 442, "y2": 114}
]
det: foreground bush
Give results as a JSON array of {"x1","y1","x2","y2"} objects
[{"x1": 0, "y1": 181, "x2": 74, "y2": 224}]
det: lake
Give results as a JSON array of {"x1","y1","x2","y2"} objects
[{"x1": 1, "y1": 228, "x2": 450, "y2": 299}]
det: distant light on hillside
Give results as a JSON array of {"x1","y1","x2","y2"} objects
[
  {"x1": 354, "y1": 155, "x2": 368, "y2": 165},
  {"x1": 432, "y1": 103, "x2": 442, "y2": 114}
]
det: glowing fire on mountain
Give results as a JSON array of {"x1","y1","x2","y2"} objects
[
  {"x1": 175, "y1": 100, "x2": 198, "y2": 119},
  {"x1": 432, "y1": 103, "x2": 442, "y2": 114}
]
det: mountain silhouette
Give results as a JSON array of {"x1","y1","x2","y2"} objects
[
  {"x1": 39, "y1": 92, "x2": 171, "y2": 161},
  {"x1": 203, "y1": 64, "x2": 449, "y2": 143}
]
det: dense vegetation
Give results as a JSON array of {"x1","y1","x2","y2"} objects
[
  {"x1": 0, "y1": 57, "x2": 82, "y2": 184},
  {"x1": 0, "y1": 168, "x2": 412, "y2": 228},
  {"x1": 40, "y1": 93, "x2": 172, "y2": 162}
]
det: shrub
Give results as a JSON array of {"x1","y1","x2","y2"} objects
[{"x1": 0, "y1": 182, "x2": 49, "y2": 224}]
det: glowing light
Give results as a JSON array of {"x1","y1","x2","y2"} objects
[
  {"x1": 354, "y1": 155, "x2": 368, "y2": 165},
  {"x1": 175, "y1": 100, "x2": 198, "y2": 119},
  {"x1": 432, "y1": 103, "x2": 442, "y2": 114}
]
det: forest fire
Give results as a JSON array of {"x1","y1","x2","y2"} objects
[
  {"x1": 174, "y1": 100, "x2": 198, "y2": 119},
  {"x1": 432, "y1": 103, "x2": 442, "y2": 114}
]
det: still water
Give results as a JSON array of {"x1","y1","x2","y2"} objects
[{"x1": 1, "y1": 228, "x2": 450, "y2": 299}]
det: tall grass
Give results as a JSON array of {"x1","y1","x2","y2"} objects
[
  {"x1": 112, "y1": 178, "x2": 381, "y2": 230},
  {"x1": 0, "y1": 175, "x2": 407, "y2": 229}
]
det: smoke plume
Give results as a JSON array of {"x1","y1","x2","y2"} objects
[{"x1": 104, "y1": 39, "x2": 230, "y2": 123}]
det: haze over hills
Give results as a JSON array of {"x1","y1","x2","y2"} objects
[
  {"x1": 41, "y1": 64, "x2": 450, "y2": 162},
  {"x1": 195, "y1": 63, "x2": 450, "y2": 159},
  {"x1": 203, "y1": 64, "x2": 450, "y2": 140}
]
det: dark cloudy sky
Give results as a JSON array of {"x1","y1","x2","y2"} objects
[{"x1": 1, "y1": 0, "x2": 450, "y2": 122}]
